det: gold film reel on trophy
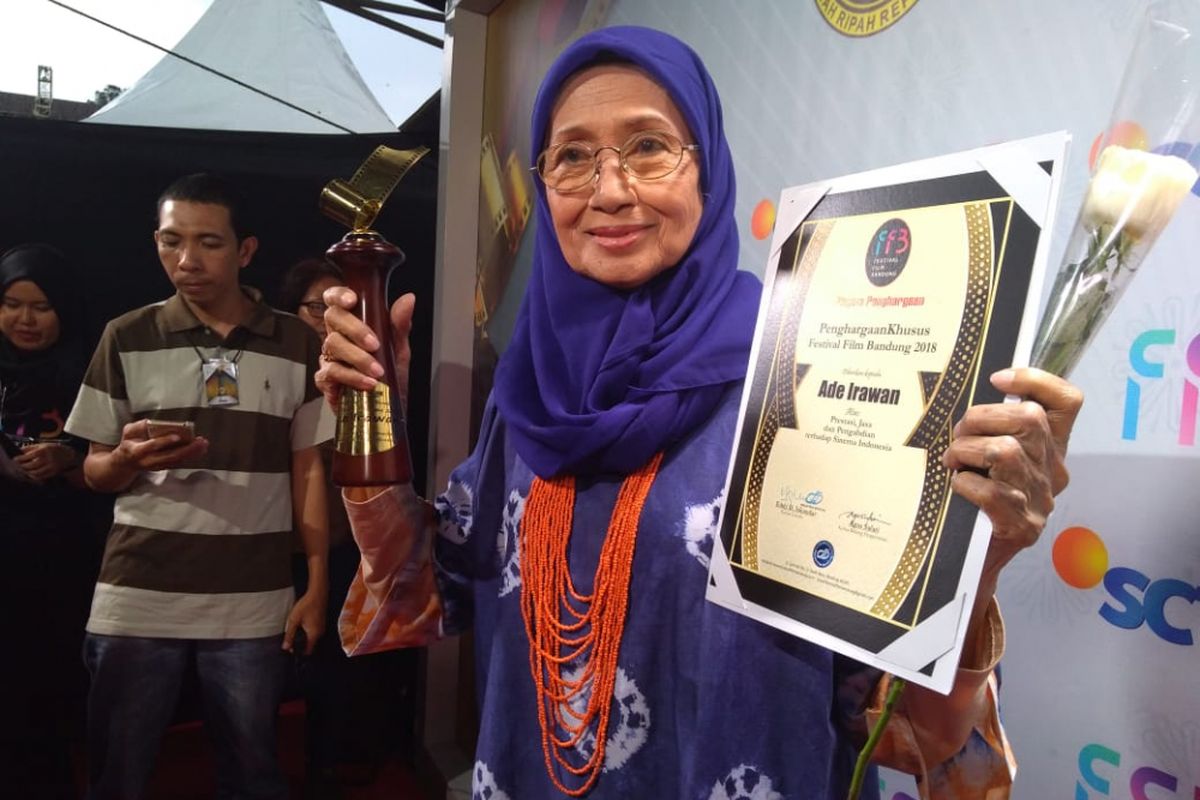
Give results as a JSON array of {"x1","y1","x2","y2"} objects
[{"x1": 320, "y1": 145, "x2": 430, "y2": 232}]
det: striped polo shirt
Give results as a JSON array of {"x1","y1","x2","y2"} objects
[{"x1": 66, "y1": 290, "x2": 334, "y2": 639}]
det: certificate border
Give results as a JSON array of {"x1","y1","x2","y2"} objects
[{"x1": 718, "y1": 169, "x2": 1043, "y2": 656}]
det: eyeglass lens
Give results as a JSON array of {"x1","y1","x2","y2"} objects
[{"x1": 539, "y1": 131, "x2": 687, "y2": 190}]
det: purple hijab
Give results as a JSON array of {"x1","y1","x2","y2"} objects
[{"x1": 492, "y1": 26, "x2": 762, "y2": 478}]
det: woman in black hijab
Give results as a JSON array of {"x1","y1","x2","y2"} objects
[
  {"x1": 0, "y1": 243, "x2": 104, "y2": 798},
  {"x1": 0, "y1": 244, "x2": 87, "y2": 475}
]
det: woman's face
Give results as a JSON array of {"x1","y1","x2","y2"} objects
[
  {"x1": 545, "y1": 64, "x2": 703, "y2": 290},
  {"x1": 0, "y1": 280, "x2": 60, "y2": 352},
  {"x1": 297, "y1": 275, "x2": 341, "y2": 340}
]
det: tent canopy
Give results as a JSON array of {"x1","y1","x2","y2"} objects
[{"x1": 85, "y1": 0, "x2": 397, "y2": 133}]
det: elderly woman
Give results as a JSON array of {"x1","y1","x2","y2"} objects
[
  {"x1": 1, "y1": 243, "x2": 106, "y2": 797},
  {"x1": 318, "y1": 27, "x2": 1082, "y2": 799}
]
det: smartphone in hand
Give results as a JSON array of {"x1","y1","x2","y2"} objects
[
  {"x1": 1, "y1": 433, "x2": 23, "y2": 459},
  {"x1": 145, "y1": 420, "x2": 196, "y2": 443}
]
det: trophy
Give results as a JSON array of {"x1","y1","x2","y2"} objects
[{"x1": 319, "y1": 145, "x2": 429, "y2": 486}]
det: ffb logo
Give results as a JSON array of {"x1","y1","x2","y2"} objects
[
  {"x1": 1076, "y1": 742, "x2": 1200, "y2": 799},
  {"x1": 865, "y1": 218, "x2": 911, "y2": 287},
  {"x1": 1123, "y1": 328, "x2": 1200, "y2": 444}
]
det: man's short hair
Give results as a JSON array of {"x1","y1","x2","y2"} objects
[{"x1": 157, "y1": 173, "x2": 253, "y2": 241}]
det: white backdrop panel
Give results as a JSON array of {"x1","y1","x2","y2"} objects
[{"x1": 594, "y1": 1, "x2": 1200, "y2": 796}]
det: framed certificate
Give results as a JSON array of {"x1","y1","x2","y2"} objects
[{"x1": 708, "y1": 133, "x2": 1069, "y2": 692}]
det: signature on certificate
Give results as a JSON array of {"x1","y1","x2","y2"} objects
[{"x1": 838, "y1": 510, "x2": 891, "y2": 538}]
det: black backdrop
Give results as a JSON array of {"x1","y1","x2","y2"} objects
[{"x1": 0, "y1": 116, "x2": 438, "y2": 488}]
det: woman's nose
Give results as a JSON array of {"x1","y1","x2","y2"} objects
[{"x1": 590, "y1": 151, "x2": 634, "y2": 209}]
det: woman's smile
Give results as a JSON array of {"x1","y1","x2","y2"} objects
[{"x1": 587, "y1": 224, "x2": 652, "y2": 250}]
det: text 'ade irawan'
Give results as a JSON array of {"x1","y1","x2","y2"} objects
[{"x1": 816, "y1": 380, "x2": 901, "y2": 406}]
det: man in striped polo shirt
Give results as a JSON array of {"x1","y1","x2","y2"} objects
[{"x1": 66, "y1": 174, "x2": 333, "y2": 799}]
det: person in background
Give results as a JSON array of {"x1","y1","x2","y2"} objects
[
  {"x1": 0, "y1": 243, "x2": 107, "y2": 799},
  {"x1": 279, "y1": 258, "x2": 343, "y2": 342},
  {"x1": 65, "y1": 175, "x2": 333, "y2": 800},
  {"x1": 317, "y1": 27, "x2": 1085, "y2": 799},
  {"x1": 278, "y1": 256, "x2": 417, "y2": 798}
]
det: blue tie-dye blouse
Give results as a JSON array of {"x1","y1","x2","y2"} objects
[{"x1": 339, "y1": 384, "x2": 1015, "y2": 799}]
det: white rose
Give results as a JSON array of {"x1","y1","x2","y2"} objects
[{"x1": 1082, "y1": 145, "x2": 1198, "y2": 241}]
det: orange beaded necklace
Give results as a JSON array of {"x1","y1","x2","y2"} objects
[{"x1": 519, "y1": 451, "x2": 664, "y2": 797}]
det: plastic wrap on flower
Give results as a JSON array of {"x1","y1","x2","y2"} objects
[
  {"x1": 1083, "y1": 146, "x2": 1197, "y2": 242},
  {"x1": 1031, "y1": 1, "x2": 1200, "y2": 379},
  {"x1": 1032, "y1": 147, "x2": 1197, "y2": 377}
]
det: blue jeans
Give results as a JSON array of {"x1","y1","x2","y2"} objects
[{"x1": 82, "y1": 633, "x2": 289, "y2": 800}]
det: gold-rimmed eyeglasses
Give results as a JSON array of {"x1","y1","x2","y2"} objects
[
  {"x1": 531, "y1": 130, "x2": 701, "y2": 192},
  {"x1": 298, "y1": 301, "x2": 326, "y2": 317}
]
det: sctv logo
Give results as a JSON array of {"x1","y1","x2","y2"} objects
[
  {"x1": 1076, "y1": 743, "x2": 1200, "y2": 799},
  {"x1": 1053, "y1": 527, "x2": 1199, "y2": 646},
  {"x1": 1123, "y1": 328, "x2": 1200, "y2": 444}
]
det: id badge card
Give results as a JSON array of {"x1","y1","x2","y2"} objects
[{"x1": 202, "y1": 357, "x2": 240, "y2": 406}]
